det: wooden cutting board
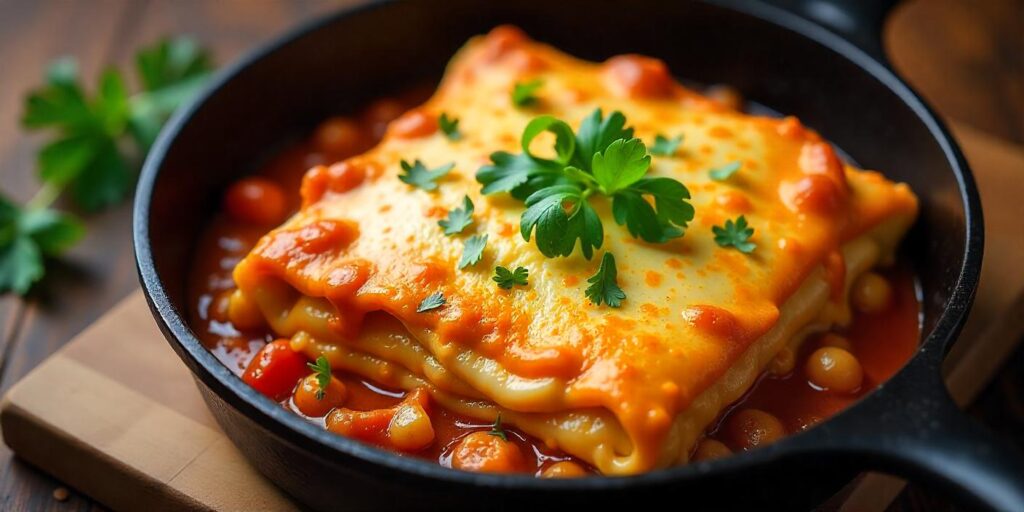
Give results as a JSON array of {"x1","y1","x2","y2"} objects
[{"x1": 0, "y1": 122, "x2": 1022, "y2": 512}]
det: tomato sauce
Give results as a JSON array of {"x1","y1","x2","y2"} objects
[{"x1": 187, "y1": 92, "x2": 921, "y2": 476}]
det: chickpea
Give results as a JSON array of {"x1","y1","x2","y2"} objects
[
  {"x1": 819, "y1": 333, "x2": 853, "y2": 351},
  {"x1": 293, "y1": 373, "x2": 347, "y2": 418},
  {"x1": 227, "y1": 289, "x2": 264, "y2": 330},
  {"x1": 223, "y1": 177, "x2": 288, "y2": 226},
  {"x1": 313, "y1": 117, "x2": 367, "y2": 157},
  {"x1": 451, "y1": 431, "x2": 526, "y2": 474},
  {"x1": 692, "y1": 438, "x2": 732, "y2": 462},
  {"x1": 723, "y1": 409, "x2": 786, "y2": 451},
  {"x1": 362, "y1": 98, "x2": 406, "y2": 140},
  {"x1": 806, "y1": 347, "x2": 863, "y2": 393},
  {"x1": 541, "y1": 461, "x2": 588, "y2": 478},
  {"x1": 387, "y1": 403, "x2": 436, "y2": 452},
  {"x1": 852, "y1": 272, "x2": 892, "y2": 314}
]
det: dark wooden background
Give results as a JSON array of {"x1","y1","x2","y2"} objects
[{"x1": 0, "y1": 0, "x2": 1021, "y2": 510}]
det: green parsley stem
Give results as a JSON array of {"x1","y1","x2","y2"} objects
[{"x1": 26, "y1": 181, "x2": 63, "y2": 211}]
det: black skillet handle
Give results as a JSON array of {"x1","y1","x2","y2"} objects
[
  {"x1": 831, "y1": 359, "x2": 1024, "y2": 511},
  {"x1": 765, "y1": 0, "x2": 898, "y2": 64}
]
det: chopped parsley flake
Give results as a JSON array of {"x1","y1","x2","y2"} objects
[
  {"x1": 488, "y1": 413, "x2": 509, "y2": 441},
  {"x1": 416, "y1": 291, "x2": 446, "y2": 312},
  {"x1": 511, "y1": 79, "x2": 543, "y2": 107},
  {"x1": 585, "y1": 252, "x2": 626, "y2": 307},
  {"x1": 458, "y1": 234, "x2": 487, "y2": 269},
  {"x1": 712, "y1": 215, "x2": 756, "y2": 253},
  {"x1": 398, "y1": 159, "x2": 453, "y2": 191},
  {"x1": 493, "y1": 266, "x2": 528, "y2": 289},
  {"x1": 650, "y1": 134, "x2": 683, "y2": 156},
  {"x1": 709, "y1": 161, "x2": 742, "y2": 182},
  {"x1": 438, "y1": 195, "x2": 474, "y2": 235},
  {"x1": 438, "y1": 112, "x2": 461, "y2": 141},
  {"x1": 307, "y1": 355, "x2": 331, "y2": 400}
]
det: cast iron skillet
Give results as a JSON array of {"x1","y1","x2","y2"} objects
[{"x1": 133, "y1": 0, "x2": 1024, "y2": 509}]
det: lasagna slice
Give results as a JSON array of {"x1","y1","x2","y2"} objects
[{"x1": 230, "y1": 26, "x2": 917, "y2": 475}]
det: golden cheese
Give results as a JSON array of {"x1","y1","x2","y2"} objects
[{"x1": 231, "y1": 26, "x2": 918, "y2": 474}]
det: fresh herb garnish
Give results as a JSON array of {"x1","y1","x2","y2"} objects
[
  {"x1": 458, "y1": 234, "x2": 488, "y2": 269},
  {"x1": 307, "y1": 355, "x2": 332, "y2": 400},
  {"x1": 493, "y1": 266, "x2": 528, "y2": 289},
  {"x1": 477, "y1": 109, "x2": 694, "y2": 260},
  {"x1": 398, "y1": 159, "x2": 454, "y2": 191},
  {"x1": 712, "y1": 215, "x2": 756, "y2": 253},
  {"x1": 416, "y1": 291, "x2": 446, "y2": 312},
  {"x1": 438, "y1": 196, "x2": 474, "y2": 235},
  {"x1": 0, "y1": 195, "x2": 84, "y2": 295},
  {"x1": 1, "y1": 37, "x2": 213, "y2": 295},
  {"x1": 511, "y1": 79, "x2": 543, "y2": 108},
  {"x1": 709, "y1": 161, "x2": 741, "y2": 182},
  {"x1": 650, "y1": 134, "x2": 683, "y2": 157},
  {"x1": 585, "y1": 252, "x2": 626, "y2": 307},
  {"x1": 438, "y1": 112, "x2": 461, "y2": 141},
  {"x1": 488, "y1": 413, "x2": 509, "y2": 441}
]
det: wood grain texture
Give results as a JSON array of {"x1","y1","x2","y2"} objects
[{"x1": 0, "y1": 0, "x2": 1019, "y2": 510}]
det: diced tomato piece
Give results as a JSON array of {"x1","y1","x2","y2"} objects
[
  {"x1": 223, "y1": 177, "x2": 288, "y2": 226},
  {"x1": 242, "y1": 340, "x2": 308, "y2": 401}
]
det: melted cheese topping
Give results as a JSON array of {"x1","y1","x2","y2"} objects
[{"x1": 231, "y1": 26, "x2": 918, "y2": 474}]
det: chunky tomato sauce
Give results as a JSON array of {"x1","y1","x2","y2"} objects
[{"x1": 188, "y1": 92, "x2": 921, "y2": 476}]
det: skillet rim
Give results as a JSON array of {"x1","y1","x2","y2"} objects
[{"x1": 132, "y1": 0, "x2": 984, "y2": 493}]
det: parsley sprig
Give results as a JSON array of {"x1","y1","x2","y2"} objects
[
  {"x1": 1, "y1": 37, "x2": 213, "y2": 295},
  {"x1": 307, "y1": 355, "x2": 332, "y2": 400},
  {"x1": 493, "y1": 266, "x2": 528, "y2": 289},
  {"x1": 712, "y1": 215, "x2": 756, "y2": 253},
  {"x1": 476, "y1": 109, "x2": 694, "y2": 260}
]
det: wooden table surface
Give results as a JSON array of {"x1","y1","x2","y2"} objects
[{"x1": 0, "y1": 1, "x2": 1020, "y2": 510}]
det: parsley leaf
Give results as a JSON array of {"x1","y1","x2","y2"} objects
[
  {"x1": 306, "y1": 355, "x2": 332, "y2": 400},
  {"x1": 438, "y1": 112, "x2": 461, "y2": 141},
  {"x1": 650, "y1": 134, "x2": 683, "y2": 157},
  {"x1": 585, "y1": 253, "x2": 625, "y2": 307},
  {"x1": 521, "y1": 184, "x2": 603, "y2": 259},
  {"x1": 591, "y1": 138, "x2": 650, "y2": 194},
  {"x1": 712, "y1": 215, "x2": 756, "y2": 253},
  {"x1": 399, "y1": 159, "x2": 454, "y2": 191},
  {"x1": 573, "y1": 109, "x2": 634, "y2": 168},
  {"x1": 416, "y1": 291, "x2": 446, "y2": 312},
  {"x1": 709, "y1": 161, "x2": 742, "y2": 182},
  {"x1": 488, "y1": 413, "x2": 509, "y2": 441},
  {"x1": 458, "y1": 234, "x2": 488, "y2": 269},
  {"x1": 0, "y1": 193, "x2": 84, "y2": 295},
  {"x1": 476, "y1": 115, "x2": 575, "y2": 200},
  {"x1": 511, "y1": 79, "x2": 543, "y2": 107},
  {"x1": 438, "y1": 195, "x2": 474, "y2": 235},
  {"x1": 493, "y1": 266, "x2": 528, "y2": 289},
  {"x1": 129, "y1": 37, "x2": 213, "y2": 150}
]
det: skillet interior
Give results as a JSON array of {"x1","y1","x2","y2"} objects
[{"x1": 134, "y1": 0, "x2": 978, "y2": 509}]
